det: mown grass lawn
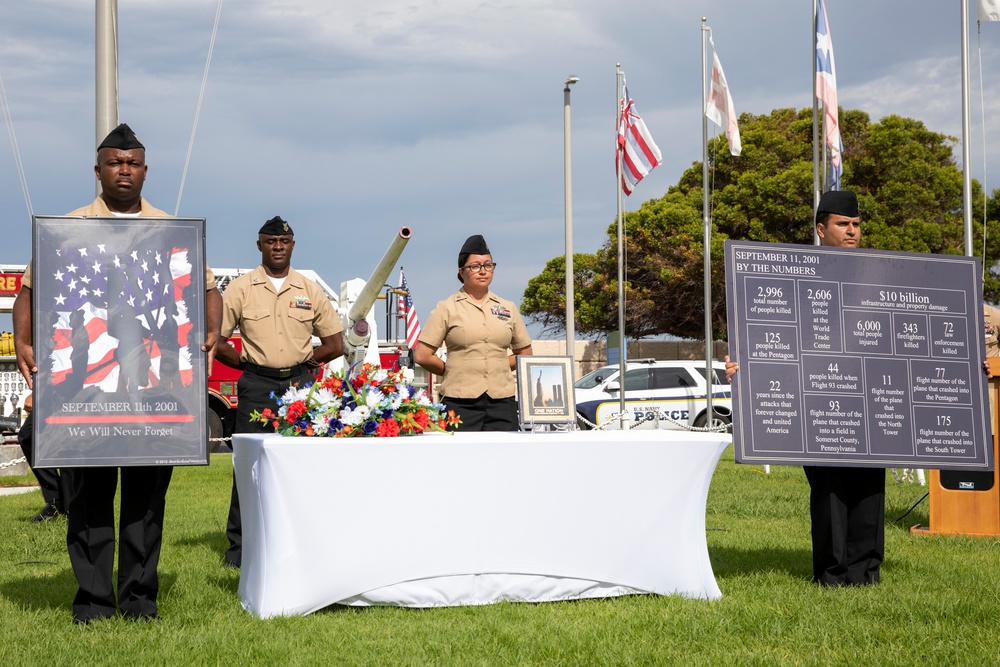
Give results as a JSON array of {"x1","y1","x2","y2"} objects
[{"x1": 1, "y1": 449, "x2": 997, "y2": 666}]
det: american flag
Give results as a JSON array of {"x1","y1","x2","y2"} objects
[
  {"x1": 705, "y1": 33, "x2": 742, "y2": 157},
  {"x1": 816, "y1": 0, "x2": 843, "y2": 190},
  {"x1": 397, "y1": 268, "x2": 422, "y2": 349},
  {"x1": 44, "y1": 243, "x2": 195, "y2": 392},
  {"x1": 617, "y1": 80, "x2": 662, "y2": 197}
]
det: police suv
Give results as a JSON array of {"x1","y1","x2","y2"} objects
[{"x1": 574, "y1": 359, "x2": 732, "y2": 430}]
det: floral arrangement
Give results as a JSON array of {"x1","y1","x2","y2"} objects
[{"x1": 250, "y1": 363, "x2": 460, "y2": 437}]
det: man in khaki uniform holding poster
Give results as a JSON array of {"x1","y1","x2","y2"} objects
[
  {"x1": 214, "y1": 216, "x2": 344, "y2": 568},
  {"x1": 13, "y1": 123, "x2": 222, "y2": 623}
]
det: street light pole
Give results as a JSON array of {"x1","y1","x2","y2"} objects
[{"x1": 563, "y1": 76, "x2": 579, "y2": 361}]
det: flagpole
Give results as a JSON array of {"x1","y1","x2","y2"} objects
[
  {"x1": 812, "y1": 0, "x2": 820, "y2": 245},
  {"x1": 563, "y1": 76, "x2": 579, "y2": 359},
  {"x1": 701, "y1": 19, "x2": 714, "y2": 427},
  {"x1": 615, "y1": 64, "x2": 628, "y2": 427},
  {"x1": 961, "y1": 0, "x2": 973, "y2": 256},
  {"x1": 96, "y1": 0, "x2": 119, "y2": 197}
]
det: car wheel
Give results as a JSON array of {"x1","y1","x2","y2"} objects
[
  {"x1": 208, "y1": 409, "x2": 224, "y2": 453},
  {"x1": 694, "y1": 411, "x2": 732, "y2": 430}
]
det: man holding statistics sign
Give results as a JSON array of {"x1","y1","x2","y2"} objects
[
  {"x1": 725, "y1": 190, "x2": 993, "y2": 586},
  {"x1": 726, "y1": 191, "x2": 884, "y2": 586},
  {"x1": 12, "y1": 123, "x2": 222, "y2": 623}
]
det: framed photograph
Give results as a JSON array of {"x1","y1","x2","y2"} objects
[
  {"x1": 516, "y1": 355, "x2": 576, "y2": 426},
  {"x1": 31, "y1": 215, "x2": 209, "y2": 467}
]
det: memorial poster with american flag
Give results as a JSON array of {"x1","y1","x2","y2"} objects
[{"x1": 32, "y1": 216, "x2": 209, "y2": 467}]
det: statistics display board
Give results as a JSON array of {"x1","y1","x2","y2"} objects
[{"x1": 724, "y1": 240, "x2": 993, "y2": 471}]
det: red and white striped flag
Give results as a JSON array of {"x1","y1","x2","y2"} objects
[
  {"x1": 617, "y1": 81, "x2": 662, "y2": 196},
  {"x1": 397, "y1": 268, "x2": 422, "y2": 349},
  {"x1": 705, "y1": 34, "x2": 742, "y2": 157}
]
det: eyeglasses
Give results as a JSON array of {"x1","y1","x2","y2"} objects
[{"x1": 462, "y1": 262, "x2": 497, "y2": 273}]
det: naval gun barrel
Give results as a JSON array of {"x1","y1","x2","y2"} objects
[{"x1": 345, "y1": 227, "x2": 412, "y2": 346}]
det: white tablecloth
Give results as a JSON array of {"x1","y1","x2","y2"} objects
[{"x1": 233, "y1": 430, "x2": 730, "y2": 618}]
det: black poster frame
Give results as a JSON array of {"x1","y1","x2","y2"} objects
[{"x1": 31, "y1": 215, "x2": 209, "y2": 467}]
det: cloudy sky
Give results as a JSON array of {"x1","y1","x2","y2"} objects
[{"x1": 2, "y1": 1, "x2": 1000, "y2": 339}]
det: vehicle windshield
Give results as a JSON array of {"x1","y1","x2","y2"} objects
[{"x1": 575, "y1": 366, "x2": 617, "y2": 389}]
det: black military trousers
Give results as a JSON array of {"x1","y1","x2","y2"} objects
[
  {"x1": 803, "y1": 465, "x2": 886, "y2": 586},
  {"x1": 17, "y1": 413, "x2": 72, "y2": 513},
  {"x1": 225, "y1": 368, "x2": 314, "y2": 567},
  {"x1": 442, "y1": 393, "x2": 519, "y2": 431},
  {"x1": 66, "y1": 465, "x2": 172, "y2": 622}
]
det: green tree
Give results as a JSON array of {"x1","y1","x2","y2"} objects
[{"x1": 522, "y1": 108, "x2": 1000, "y2": 340}]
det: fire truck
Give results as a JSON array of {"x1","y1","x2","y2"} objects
[{"x1": 1, "y1": 265, "x2": 28, "y2": 434}]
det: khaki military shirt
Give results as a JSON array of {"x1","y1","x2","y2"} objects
[
  {"x1": 985, "y1": 304, "x2": 1000, "y2": 357},
  {"x1": 419, "y1": 288, "x2": 531, "y2": 399},
  {"x1": 221, "y1": 265, "x2": 342, "y2": 368},
  {"x1": 22, "y1": 196, "x2": 215, "y2": 288}
]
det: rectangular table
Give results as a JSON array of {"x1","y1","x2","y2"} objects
[{"x1": 233, "y1": 430, "x2": 731, "y2": 618}]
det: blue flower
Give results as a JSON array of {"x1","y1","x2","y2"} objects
[
  {"x1": 328, "y1": 418, "x2": 344, "y2": 432},
  {"x1": 362, "y1": 419, "x2": 379, "y2": 435}
]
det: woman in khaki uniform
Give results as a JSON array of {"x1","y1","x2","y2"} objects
[{"x1": 415, "y1": 235, "x2": 532, "y2": 430}]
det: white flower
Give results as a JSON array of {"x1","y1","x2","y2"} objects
[
  {"x1": 361, "y1": 387, "x2": 384, "y2": 409},
  {"x1": 310, "y1": 415, "x2": 330, "y2": 435},
  {"x1": 313, "y1": 387, "x2": 342, "y2": 413},
  {"x1": 279, "y1": 385, "x2": 310, "y2": 405},
  {"x1": 339, "y1": 406, "x2": 362, "y2": 426}
]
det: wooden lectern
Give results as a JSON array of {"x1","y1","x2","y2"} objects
[{"x1": 911, "y1": 358, "x2": 1000, "y2": 537}]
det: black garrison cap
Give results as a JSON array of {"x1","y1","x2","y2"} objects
[
  {"x1": 459, "y1": 234, "x2": 491, "y2": 256},
  {"x1": 258, "y1": 216, "x2": 294, "y2": 236},
  {"x1": 97, "y1": 123, "x2": 145, "y2": 151},
  {"x1": 816, "y1": 190, "x2": 859, "y2": 218}
]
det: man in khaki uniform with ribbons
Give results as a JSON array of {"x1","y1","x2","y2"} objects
[{"x1": 215, "y1": 215, "x2": 344, "y2": 568}]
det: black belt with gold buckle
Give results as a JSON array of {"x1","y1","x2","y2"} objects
[{"x1": 242, "y1": 362, "x2": 308, "y2": 379}]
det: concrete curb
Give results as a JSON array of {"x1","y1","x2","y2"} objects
[{"x1": 0, "y1": 485, "x2": 39, "y2": 496}]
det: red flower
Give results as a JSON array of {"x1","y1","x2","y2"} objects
[
  {"x1": 376, "y1": 419, "x2": 401, "y2": 437},
  {"x1": 286, "y1": 400, "x2": 308, "y2": 422}
]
